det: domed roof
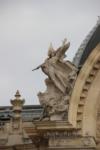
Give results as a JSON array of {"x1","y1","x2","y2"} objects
[{"x1": 73, "y1": 18, "x2": 100, "y2": 68}]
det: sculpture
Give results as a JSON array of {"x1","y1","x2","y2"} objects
[{"x1": 33, "y1": 39, "x2": 77, "y2": 120}]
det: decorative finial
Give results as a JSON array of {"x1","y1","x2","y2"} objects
[
  {"x1": 15, "y1": 90, "x2": 21, "y2": 98},
  {"x1": 10, "y1": 91, "x2": 25, "y2": 132},
  {"x1": 11, "y1": 90, "x2": 25, "y2": 119}
]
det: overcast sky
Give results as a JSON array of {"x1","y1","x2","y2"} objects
[{"x1": 0, "y1": 0, "x2": 99, "y2": 106}]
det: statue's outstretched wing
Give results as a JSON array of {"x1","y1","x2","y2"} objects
[
  {"x1": 48, "y1": 43, "x2": 55, "y2": 57},
  {"x1": 56, "y1": 41, "x2": 70, "y2": 60}
]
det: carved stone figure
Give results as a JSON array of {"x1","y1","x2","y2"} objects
[{"x1": 33, "y1": 39, "x2": 77, "y2": 120}]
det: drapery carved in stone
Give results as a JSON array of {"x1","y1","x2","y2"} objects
[{"x1": 33, "y1": 39, "x2": 77, "y2": 120}]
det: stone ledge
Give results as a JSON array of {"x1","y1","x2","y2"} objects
[{"x1": 33, "y1": 121, "x2": 75, "y2": 130}]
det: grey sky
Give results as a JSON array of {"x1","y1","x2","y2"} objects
[{"x1": 0, "y1": 0, "x2": 99, "y2": 106}]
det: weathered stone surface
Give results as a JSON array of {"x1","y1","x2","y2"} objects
[
  {"x1": 0, "y1": 23, "x2": 100, "y2": 149},
  {"x1": 34, "y1": 39, "x2": 77, "y2": 120}
]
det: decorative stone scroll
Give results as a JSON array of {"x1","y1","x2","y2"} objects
[{"x1": 33, "y1": 39, "x2": 77, "y2": 121}]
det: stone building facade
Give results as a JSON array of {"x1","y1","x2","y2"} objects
[{"x1": 0, "y1": 19, "x2": 100, "y2": 149}]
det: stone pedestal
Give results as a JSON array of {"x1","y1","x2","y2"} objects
[{"x1": 31, "y1": 121, "x2": 96, "y2": 150}]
